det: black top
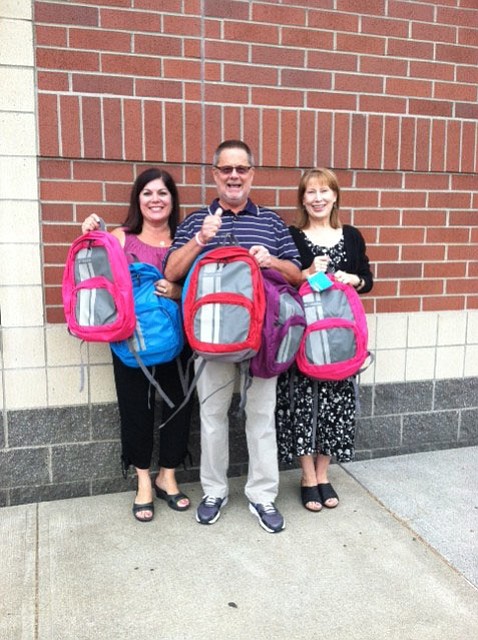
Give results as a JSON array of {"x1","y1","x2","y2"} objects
[{"x1": 289, "y1": 224, "x2": 374, "y2": 294}]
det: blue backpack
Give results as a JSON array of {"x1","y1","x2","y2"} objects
[{"x1": 110, "y1": 262, "x2": 184, "y2": 407}]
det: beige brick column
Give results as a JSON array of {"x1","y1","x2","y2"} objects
[{"x1": 0, "y1": 0, "x2": 47, "y2": 409}]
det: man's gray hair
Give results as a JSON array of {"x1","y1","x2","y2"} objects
[{"x1": 213, "y1": 140, "x2": 255, "y2": 167}]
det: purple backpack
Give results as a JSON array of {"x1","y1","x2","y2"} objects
[{"x1": 250, "y1": 269, "x2": 306, "y2": 378}]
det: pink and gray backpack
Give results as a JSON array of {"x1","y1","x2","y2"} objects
[
  {"x1": 62, "y1": 220, "x2": 136, "y2": 342},
  {"x1": 296, "y1": 275, "x2": 370, "y2": 380}
]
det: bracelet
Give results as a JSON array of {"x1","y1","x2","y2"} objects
[
  {"x1": 194, "y1": 231, "x2": 207, "y2": 247},
  {"x1": 354, "y1": 278, "x2": 365, "y2": 290}
]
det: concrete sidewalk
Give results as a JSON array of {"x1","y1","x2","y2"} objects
[{"x1": 1, "y1": 447, "x2": 477, "y2": 640}]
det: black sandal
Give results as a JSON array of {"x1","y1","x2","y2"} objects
[
  {"x1": 132, "y1": 500, "x2": 155, "y2": 522},
  {"x1": 154, "y1": 486, "x2": 190, "y2": 512},
  {"x1": 300, "y1": 485, "x2": 322, "y2": 512},
  {"x1": 317, "y1": 483, "x2": 339, "y2": 508}
]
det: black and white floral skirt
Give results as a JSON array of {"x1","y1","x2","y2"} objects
[{"x1": 275, "y1": 368, "x2": 356, "y2": 465}]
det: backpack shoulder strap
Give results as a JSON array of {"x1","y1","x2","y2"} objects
[{"x1": 128, "y1": 348, "x2": 175, "y2": 408}]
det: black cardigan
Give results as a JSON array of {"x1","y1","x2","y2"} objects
[{"x1": 289, "y1": 224, "x2": 374, "y2": 294}]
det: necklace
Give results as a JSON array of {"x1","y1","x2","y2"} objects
[{"x1": 139, "y1": 228, "x2": 170, "y2": 247}]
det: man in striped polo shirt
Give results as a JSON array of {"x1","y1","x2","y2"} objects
[{"x1": 164, "y1": 140, "x2": 301, "y2": 533}]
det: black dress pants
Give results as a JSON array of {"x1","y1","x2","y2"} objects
[{"x1": 112, "y1": 346, "x2": 193, "y2": 472}]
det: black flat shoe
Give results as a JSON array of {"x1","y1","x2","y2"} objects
[
  {"x1": 132, "y1": 500, "x2": 155, "y2": 522},
  {"x1": 300, "y1": 485, "x2": 322, "y2": 512},
  {"x1": 317, "y1": 483, "x2": 339, "y2": 508},
  {"x1": 154, "y1": 485, "x2": 190, "y2": 511}
]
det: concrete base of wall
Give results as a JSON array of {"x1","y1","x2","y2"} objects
[{"x1": 1, "y1": 378, "x2": 477, "y2": 507}]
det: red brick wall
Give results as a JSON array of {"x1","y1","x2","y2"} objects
[{"x1": 35, "y1": 0, "x2": 478, "y2": 322}]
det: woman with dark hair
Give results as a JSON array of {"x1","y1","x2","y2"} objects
[
  {"x1": 82, "y1": 168, "x2": 193, "y2": 522},
  {"x1": 276, "y1": 168, "x2": 373, "y2": 512},
  {"x1": 122, "y1": 167, "x2": 180, "y2": 238}
]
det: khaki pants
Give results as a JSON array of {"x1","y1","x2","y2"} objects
[{"x1": 195, "y1": 358, "x2": 279, "y2": 504}]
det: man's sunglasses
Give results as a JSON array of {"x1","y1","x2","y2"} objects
[{"x1": 213, "y1": 165, "x2": 253, "y2": 176}]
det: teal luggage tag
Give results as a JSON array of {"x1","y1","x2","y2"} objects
[{"x1": 308, "y1": 271, "x2": 333, "y2": 292}]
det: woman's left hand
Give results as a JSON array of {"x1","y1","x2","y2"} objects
[
  {"x1": 154, "y1": 278, "x2": 181, "y2": 300},
  {"x1": 334, "y1": 270, "x2": 361, "y2": 287}
]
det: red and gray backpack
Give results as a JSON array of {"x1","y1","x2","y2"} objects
[
  {"x1": 250, "y1": 269, "x2": 306, "y2": 378},
  {"x1": 182, "y1": 245, "x2": 265, "y2": 362},
  {"x1": 296, "y1": 275, "x2": 371, "y2": 380},
  {"x1": 62, "y1": 219, "x2": 136, "y2": 342},
  {"x1": 180, "y1": 245, "x2": 265, "y2": 406}
]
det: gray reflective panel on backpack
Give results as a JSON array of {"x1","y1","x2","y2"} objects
[
  {"x1": 196, "y1": 261, "x2": 253, "y2": 299},
  {"x1": 277, "y1": 324, "x2": 305, "y2": 363},
  {"x1": 311, "y1": 288, "x2": 354, "y2": 321},
  {"x1": 303, "y1": 288, "x2": 354, "y2": 323},
  {"x1": 194, "y1": 261, "x2": 253, "y2": 345},
  {"x1": 195, "y1": 303, "x2": 250, "y2": 344},
  {"x1": 303, "y1": 291, "x2": 323, "y2": 322},
  {"x1": 129, "y1": 318, "x2": 147, "y2": 353},
  {"x1": 278, "y1": 293, "x2": 303, "y2": 324},
  {"x1": 327, "y1": 289, "x2": 354, "y2": 321},
  {"x1": 74, "y1": 247, "x2": 118, "y2": 326},
  {"x1": 306, "y1": 327, "x2": 356, "y2": 365},
  {"x1": 303, "y1": 288, "x2": 356, "y2": 365},
  {"x1": 74, "y1": 246, "x2": 114, "y2": 283},
  {"x1": 76, "y1": 288, "x2": 118, "y2": 326},
  {"x1": 276, "y1": 294, "x2": 305, "y2": 363}
]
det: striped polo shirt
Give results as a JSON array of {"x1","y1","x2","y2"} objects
[{"x1": 166, "y1": 198, "x2": 300, "y2": 268}]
